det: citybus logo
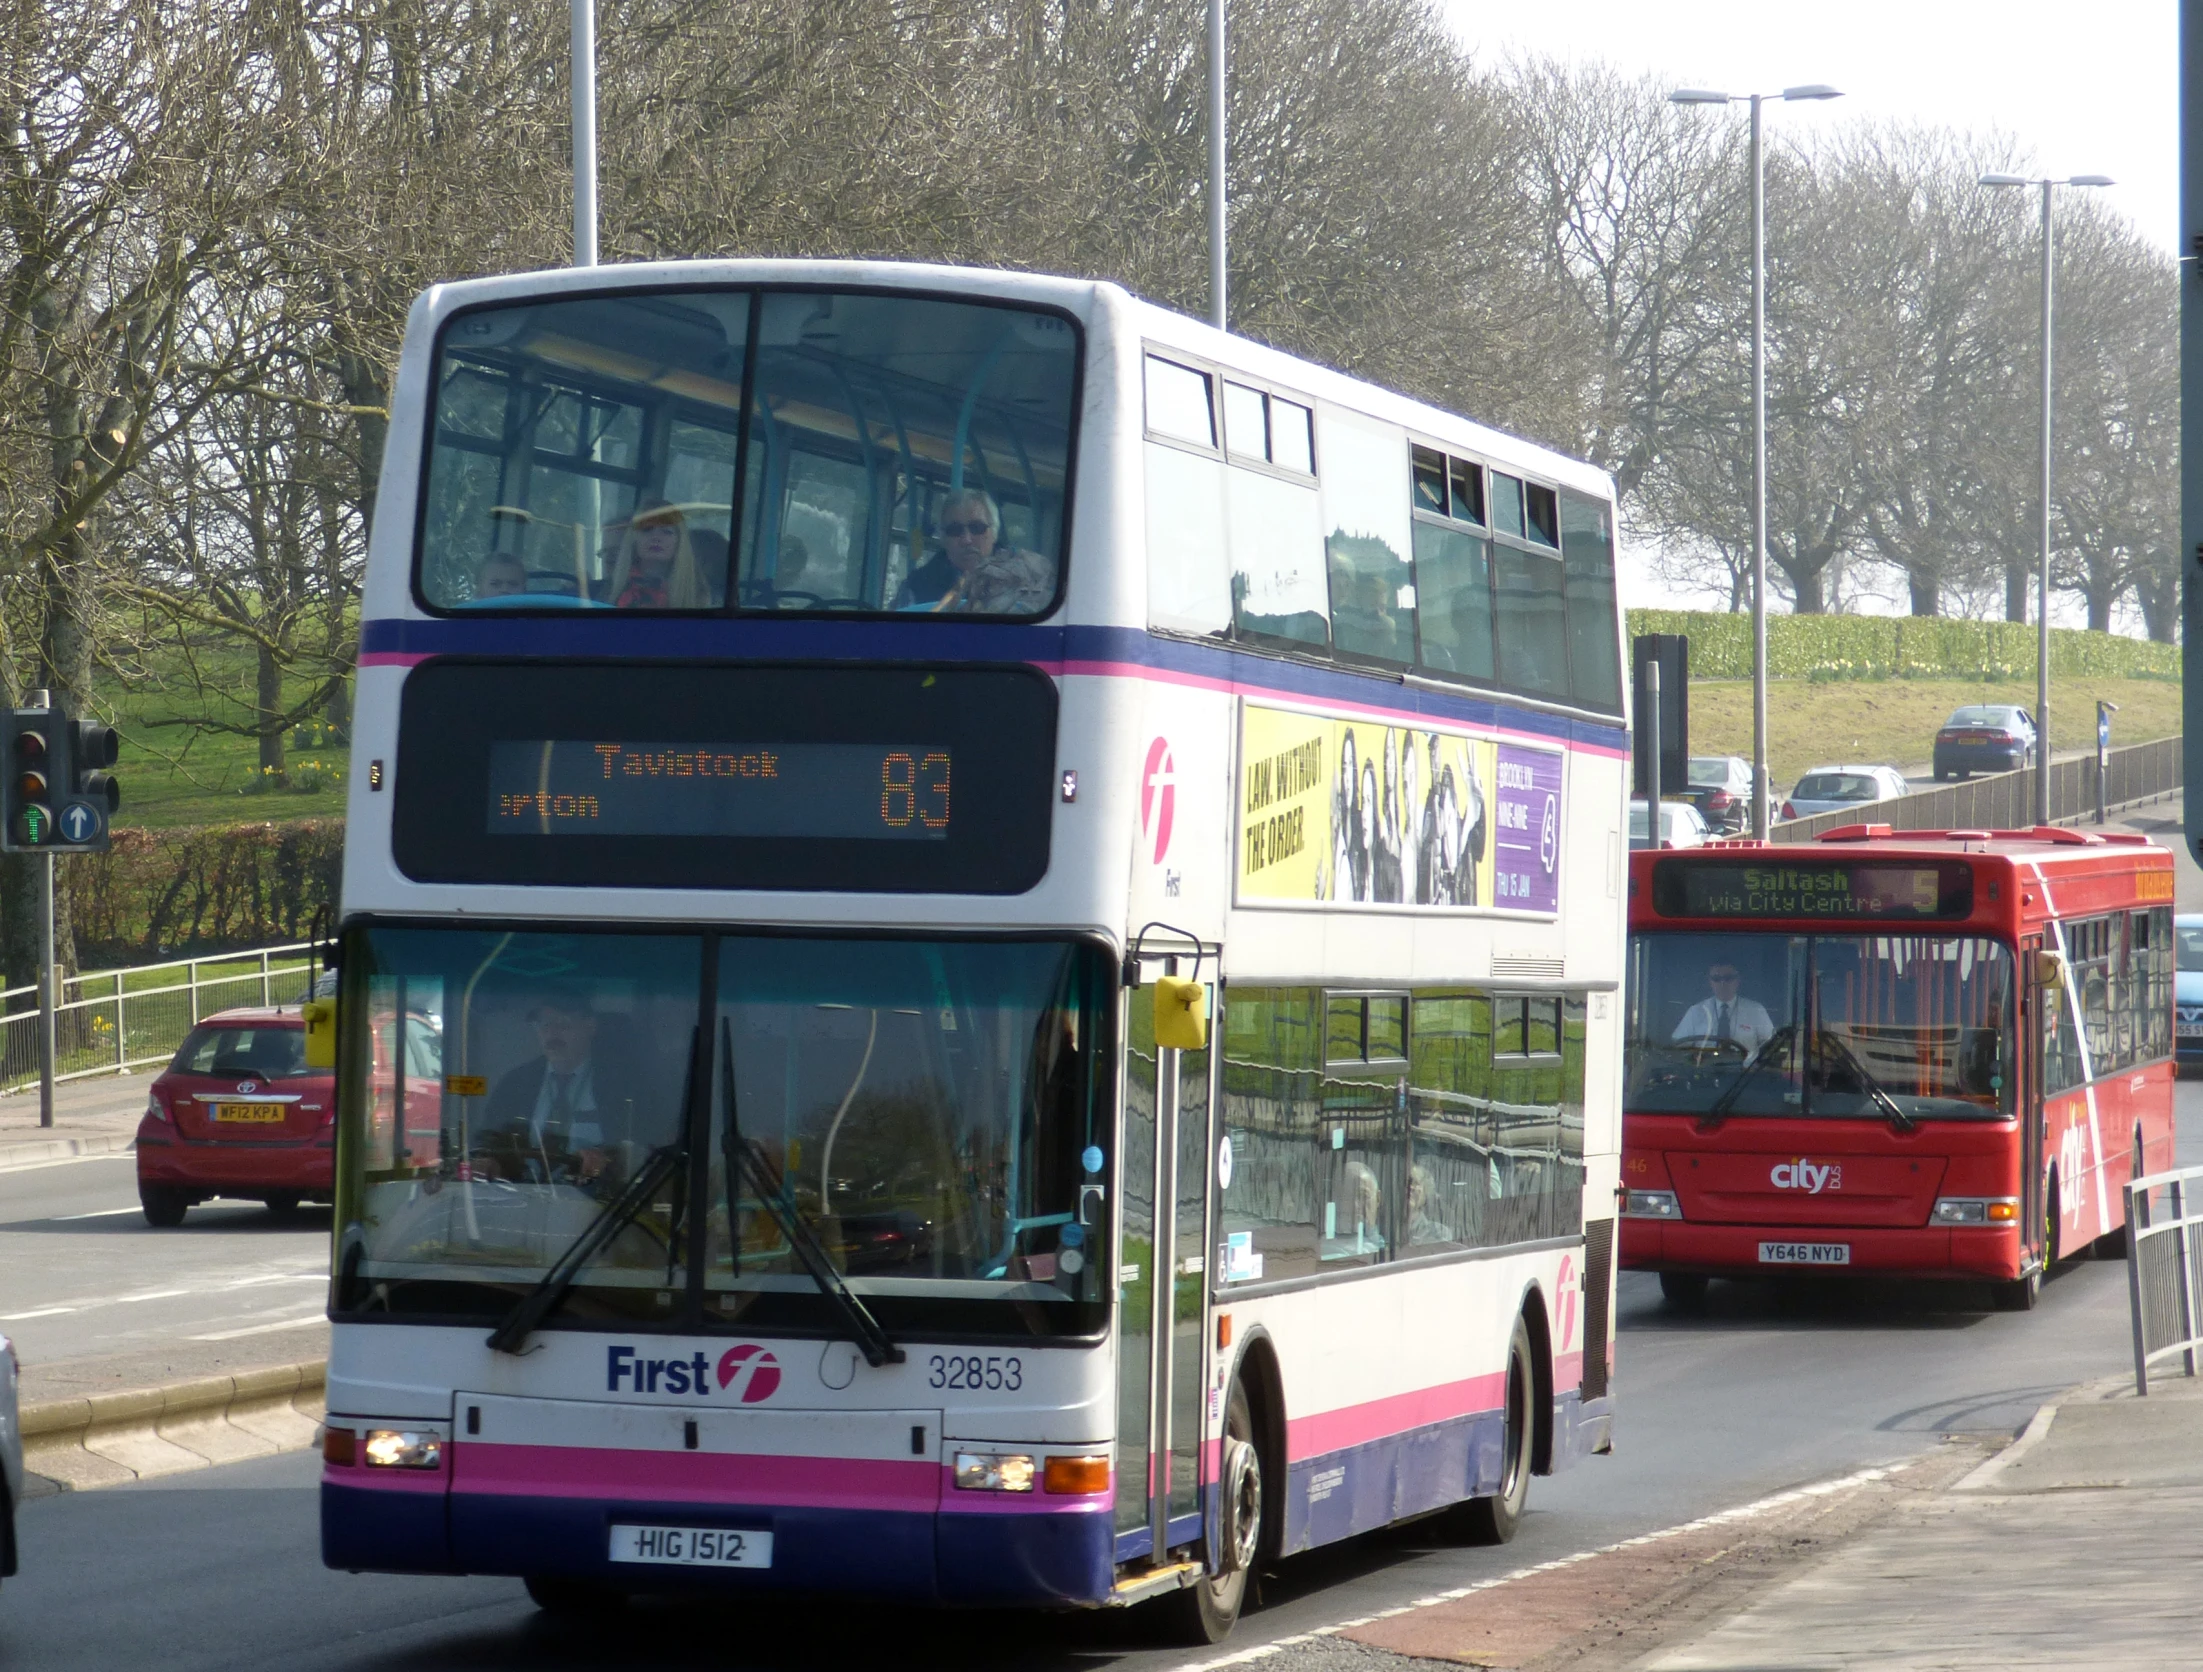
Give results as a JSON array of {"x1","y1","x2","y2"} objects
[
  {"x1": 1769, "y1": 1159, "x2": 1841, "y2": 1194},
  {"x1": 1141, "y1": 737, "x2": 1176, "y2": 864},
  {"x1": 717, "y1": 1343, "x2": 783, "y2": 1403}
]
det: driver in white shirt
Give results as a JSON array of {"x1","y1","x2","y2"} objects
[{"x1": 1673, "y1": 959, "x2": 1777, "y2": 1053}]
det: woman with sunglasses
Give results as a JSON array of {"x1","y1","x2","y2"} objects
[{"x1": 893, "y1": 489, "x2": 1053, "y2": 615}]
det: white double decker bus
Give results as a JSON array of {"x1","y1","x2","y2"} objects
[{"x1": 320, "y1": 260, "x2": 1626, "y2": 1640}]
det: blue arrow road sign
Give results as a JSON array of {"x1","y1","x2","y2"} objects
[
  {"x1": 57, "y1": 800, "x2": 103, "y2": 843},
  {"x1": 2098, "y1": 712, "x2": 2111, "y2": 750}
]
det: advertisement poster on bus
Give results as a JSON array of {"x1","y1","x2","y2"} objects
[{"x1": 1235, "y1": 702, "x2": 1562, "y2": 915}]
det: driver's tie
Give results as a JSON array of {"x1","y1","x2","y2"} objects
[{"x1": 1716, "y1": 1002, "x2": 1732, "y2": 1042}]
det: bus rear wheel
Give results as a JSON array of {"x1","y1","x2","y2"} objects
[
  {"x1": 1458, "y1": 1314, "x2": 1535, "y2": 1545},
  {"x1": 1161, "y1": 1378, "x2": 1262, "y2": 1644}
]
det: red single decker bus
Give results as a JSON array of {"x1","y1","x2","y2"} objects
[{"x1": 1622, "y1": 825, "x2": 2176, "y2": 1311}]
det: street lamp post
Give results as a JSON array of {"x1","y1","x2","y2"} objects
[
  {"x1": 572, "y1": 0, "x2": 597, "y2": 267},
  {"x1": 1979, "y1": 172, "x2": 2113, "y2": 826},
  {"x1": 1671, "y1": 85, "x2": 1842, "y2": 840},
  {"x1": 1208, "y1": 0, "x2": 1227, "y2": 330}
]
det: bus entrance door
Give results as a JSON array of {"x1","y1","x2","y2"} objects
[
  {"x1": 2021, "y1": 935, "x2": 2047, "y2": 1268},
  {"x1": 1113, "y1": 990, "x2": 1215, "y2": 1568}
]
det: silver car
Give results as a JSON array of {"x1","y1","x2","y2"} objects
[
  {"x1": 1781, "y1": 764, "x2": 1910, "y2": 822},
  {"x1": 1, "y1": 1331, "x2": 19, "y2": 1586}
]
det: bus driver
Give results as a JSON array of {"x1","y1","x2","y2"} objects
[{"x1": 1672, "y1": 960, "x2": 1776, "y2": 1054}]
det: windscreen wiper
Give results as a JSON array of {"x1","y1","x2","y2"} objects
[
  {"x1": 1696, "y1": 1024, "x2": 1796, "y2": 1132},
  {"x1": 1815, "y1": 1028, "x2": 1917, "y2": 1133},
  {"x1": 720, "y1": 1019, "x2": 904, "y2": 1368},
  {"x1": 486, "y1": 1027, "x2": 698, "y2": 1354}
]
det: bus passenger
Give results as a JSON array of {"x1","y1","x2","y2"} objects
[
  {"x1": 1408, "y1": 1162, "x2": 1456, "y2": 1246},
  {"x1": 1672, "y1": 960, "x2": 1777, "y2": 1053},
  {"x1": 605, "y1": 499, "x2": 710, "y2": 609},
  {"x1": 474, "y1": 554, "x2": 528, "y2": 599},
  {"x1": 893, "y1": 490, "x2": 1052, "y2": 615}
]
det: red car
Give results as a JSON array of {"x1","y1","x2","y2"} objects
[
  {"x1": 136, "y1": 1007, "x2": 336, "y2": 1225},
  {"x1": 137, "y1": 1004, "x2": 447, "y2": 1225}
]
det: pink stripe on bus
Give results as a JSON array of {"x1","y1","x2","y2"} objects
[
  {"x1": 447, "y1": 1443, "x2": 1106, "y2": 1515},
  {"x1": 453, "y1": 1443, "x2": 939, "y2": 1511},
  {"x1": 1285, "y1": 1372, "x2": 1507, "y2": 1462}
]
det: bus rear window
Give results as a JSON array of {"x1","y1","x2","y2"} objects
[{"x1": 418, "y1": 289, "x2": 1078, "y2": 619}]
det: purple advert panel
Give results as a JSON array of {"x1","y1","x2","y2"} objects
[{"x1": 1492, "y1": 744, "x2": 1563, "y2": 912}]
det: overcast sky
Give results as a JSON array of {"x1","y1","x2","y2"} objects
[
  {"x1": 1441, "y1": 0, "x2": 2175, "y2": 622},
  {"x1": 1445, "y1": 0, "x2": 2178, "y2": 254}
]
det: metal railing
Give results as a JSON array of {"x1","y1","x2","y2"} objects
[
  {"x1": 2126, "y1": 1163, "x2": 2203, "y2": 1394},
  {"x1": 0, "y1": 942, "x2": 314, "y2": 1097},
  {"x1": 1772, "y1": 735, "x2": 2181, "y2": 843}
]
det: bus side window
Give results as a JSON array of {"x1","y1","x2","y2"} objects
[{"x1": 1559, "y1": 489, "x2": 1622, "y2": 714}]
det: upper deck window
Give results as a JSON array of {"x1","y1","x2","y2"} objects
[{"x1": 418, "y1": 289, "x2": 1079, "y2": 619}]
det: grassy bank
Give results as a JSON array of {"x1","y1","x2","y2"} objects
[{"x1": 1688, "y1": 675, "x2": 2180, "y2": 794}]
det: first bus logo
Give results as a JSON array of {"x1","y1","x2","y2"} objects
[{"x1": 606, "y1": 1343, "x2": 781, "y2": 1403}]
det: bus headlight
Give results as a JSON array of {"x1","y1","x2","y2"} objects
[
  {"x1": 362, "y1": 1429, "x2": 443, "y2": 1469},
  {"x1": 1624, "y1": 1190, "x2": 1681, "y2": 1219},
  {"x1": 953, "y1": 1452, "x2": 1036, "y2": 1492},
  {"x1": 1932, "y1": 1197, "x2": 2020, "y2": 1226}
]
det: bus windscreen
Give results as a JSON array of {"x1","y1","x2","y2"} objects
[
  {"x1": 1626, "y1": 930, "x2": 2015, "y2": 1122},
  {"x1": 1651, "y1": 858, "x2": 1974, "y2": 922}
]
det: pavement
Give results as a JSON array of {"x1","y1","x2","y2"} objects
[
  {"x1": 1256, "y1": 1370, "x2": 2203, "y2": 1671},
  {"x1": 0, "y1": 1070, "x2": 150, "y2": 1169}
]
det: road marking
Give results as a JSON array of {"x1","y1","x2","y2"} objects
[
  {"x1": 0, "y1": 1271, "x2": 323, "y2": 1320},
  {"x1": 49, "y1": 1206, "x2": 146, "y2": 1221},
  {"x1": 1175, "y1": 1464, "x2": 1898, "y2": 1672},
  {"x1": 190, "y1": 1311, "x2": 329, "y2": 1341}
]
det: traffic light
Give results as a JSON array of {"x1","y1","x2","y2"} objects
[
  {"x1": 4, "y1": 708, "x2": 53, "y2": 850},
  {"x1": 1, "y1": 698, "x2": 119, "y2": 853},
  {"x1": 70, "y1": 718, "x2": 121, "y2": 821}
]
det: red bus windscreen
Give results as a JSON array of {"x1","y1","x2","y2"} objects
[{"x1": 1627, "y1": 931, "x2": 2014, "y2": 1124}]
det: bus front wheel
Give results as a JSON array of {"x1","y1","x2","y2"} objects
[
  {"x1": 1458, "y1": 1314, "x2": 1535, "y2": 1544},
  {"x1": 1161, "y1": 1379, "x2": 1261, "y2": 1644},
  {"x1": 523, "y1": 1574, "x2": 627, "y2": 1616}
]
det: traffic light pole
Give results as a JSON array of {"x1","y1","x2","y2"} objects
[{"x1": 36, "y1": 849, "x2": 54, "y2": 1128}]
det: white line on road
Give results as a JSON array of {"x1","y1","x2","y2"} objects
[
  {"x1": 1174, "y1": 1464, "x2": 1900, "y2": 1672},
  {"x1": 49, "y1": 1205, "x2": 146, "y2": 1221},
  {"x1": 191, "y1": 1311, "x2": 329, "y2": 1341},
  {"x1": 0, "y1": 1271, "x2": 323, "y2": 1321}
]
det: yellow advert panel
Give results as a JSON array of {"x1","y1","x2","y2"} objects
[{"x1": 1236, "y1": 703, "x2": 1562, "y2": 914}]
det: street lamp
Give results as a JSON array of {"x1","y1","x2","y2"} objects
[
  {"x1": 1978, "y1": 171, "x2": 2115, "y2": 825},
  {"x1": 572, "y1": 0, "x2": 597, "y2": 267},
  {"x1": 1670, "y1": 84, "x2": 1842, "y2": 840}
]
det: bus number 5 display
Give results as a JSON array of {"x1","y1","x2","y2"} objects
[{"x1": 881, "y1": 751, "x2": 952, "y2": 830}]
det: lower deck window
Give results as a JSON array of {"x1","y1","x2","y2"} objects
[{"x1": 1216, "y1": 987, "x2": 1587, "y2": 1286}]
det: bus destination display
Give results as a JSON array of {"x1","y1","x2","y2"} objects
[
  {"x1": 1655, "y1": 859, "x2": 1973, "y2": 921},
  {"x1": 488, "y1": 740, "x2": 951, "y2": 841}
]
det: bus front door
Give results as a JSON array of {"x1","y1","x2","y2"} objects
[
  {"x1": 1113, "y1": 989, "x2": 1215, "y2": 1569},
  {"x1": 2021, "y1": 934, "x2": 2047, "y2": 1269}
]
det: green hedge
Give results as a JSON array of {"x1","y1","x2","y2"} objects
[
  {"x1": 1626, "y1": 610, "x2": 2181, "y2": 683},
  {"x1": 71, "y1": 817, "x2": 343, "y2": 965}
]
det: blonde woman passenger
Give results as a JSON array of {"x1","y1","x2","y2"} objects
[{"x1": 604, "y1": 499, "x2": 713, "y2": 609}]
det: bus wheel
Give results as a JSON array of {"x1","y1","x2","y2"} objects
[
  {"x1": 1659, "y1": 1272, "x2": 1709, "y2": 1309},
  {"x1": 264, "y1": 1194, "x2": 302, "y2": 1216},
  {"x1": 140, "y1": 1185, "x2": 188, "y2": 1228},
  {"x1": 523, "y1": 1574, "x2": 627, "y2": 1616},
  {"x1": 1162, "y1": 1379, "x2": 1261, "y2": 1644},
  {"x1": 1459, "y1": 1314, "x2": 1535, "y2": 1544}
]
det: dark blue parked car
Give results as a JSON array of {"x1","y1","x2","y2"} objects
[{"x1": 2178, "y1": 915, "x2": 2203, "y2": 1076}]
